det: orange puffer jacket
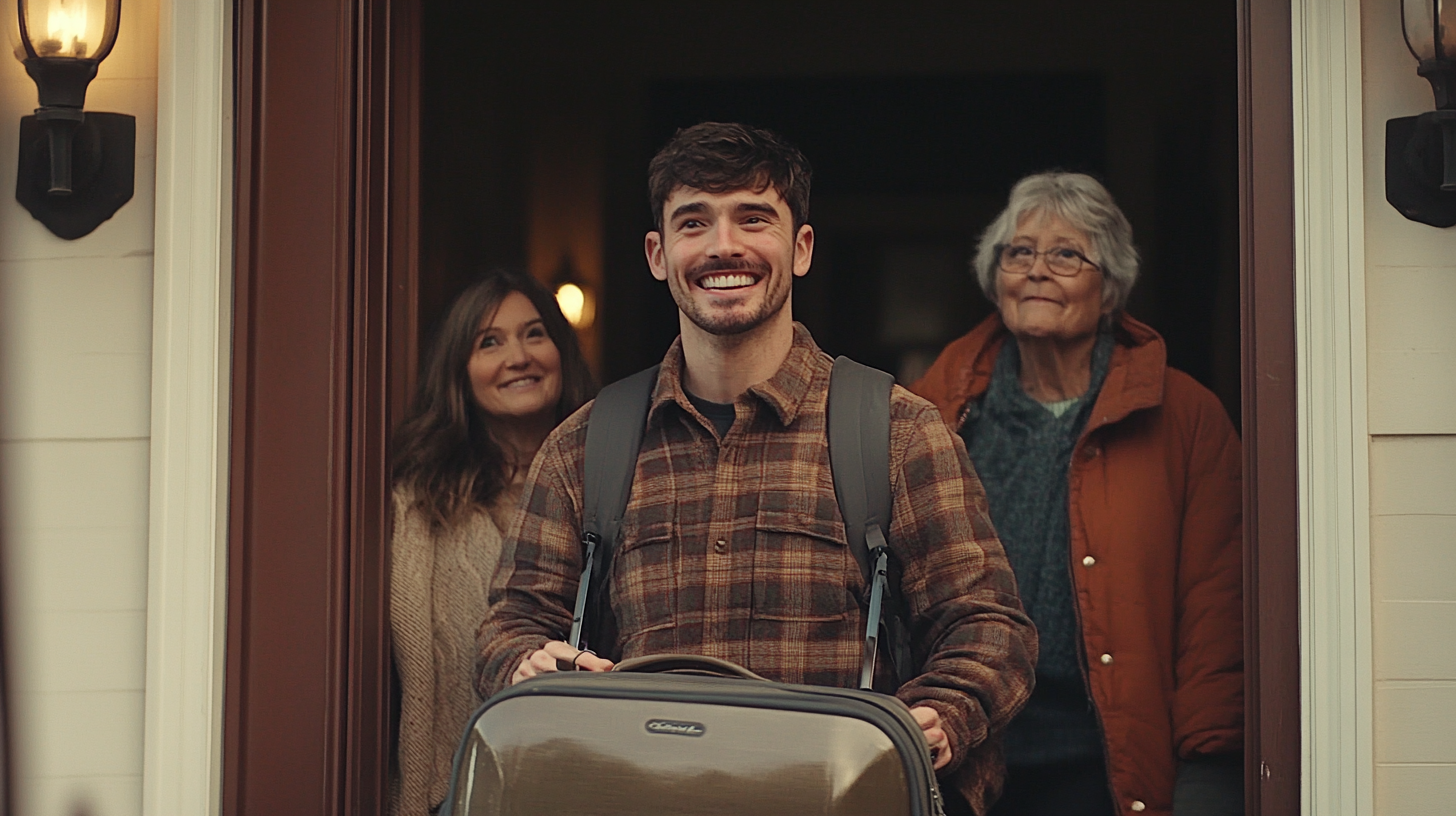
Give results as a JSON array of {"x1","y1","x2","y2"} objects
[{"x1": 911, "y1": 313, "x2": 1243, "y2": 816}]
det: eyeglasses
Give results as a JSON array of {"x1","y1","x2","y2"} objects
[{"x1": 996, "y1": 244, "x2": 1101, "y2": 277}]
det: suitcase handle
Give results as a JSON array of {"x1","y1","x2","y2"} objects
[{"x1": 613, "y1": 653, "x2": 769, "y2": 681}]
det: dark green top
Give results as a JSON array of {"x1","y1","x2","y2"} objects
[{"x1": 959, "y1": 330, "x2": 1114, "y2": 767}]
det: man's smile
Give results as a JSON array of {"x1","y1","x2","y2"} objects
[{"x1": 696, "y1": 271, "x2": 762, "y2": 290}]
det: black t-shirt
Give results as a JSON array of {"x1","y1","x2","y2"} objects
[{"x1": 685, "y1": 389, "x2": 736, "y2": 438}]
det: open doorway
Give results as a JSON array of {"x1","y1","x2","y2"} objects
[
  {"x1": 418, "y1": 0, "x2": 1239, "y2": 421},
  {"x1": 414, "y1": 1, "x2": 1244, "y2": 812},
  {"x1": 225, "y1": 0, "x2": 1300, "y2": 814}
]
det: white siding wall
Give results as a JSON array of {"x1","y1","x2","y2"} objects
[
  {"x1": 1361, "y1": 0, "x2": 1456, "y2": 813},
  {"x1": 0, "y1": 0, "x2": 159, "y2": 814}
]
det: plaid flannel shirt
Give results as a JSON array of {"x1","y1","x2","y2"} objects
[{"x1": 477, "y1": 323, "x2": 1036, "y2": 786}]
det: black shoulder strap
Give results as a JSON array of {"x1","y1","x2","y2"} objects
[
  {"x1": 568, "y1": 364, "x2": 658, "y2": 652},
  {"x1": 828, "y1": 356, "x2": 911, "y2": 690},
  {"x1": 828, "y1": 356, "x2": 893, "y2": 583}
]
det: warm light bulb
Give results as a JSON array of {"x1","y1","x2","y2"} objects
[
  {"x1": 43, "y1": 0, "x2": 89, "y2": 57},
  {"x1": 555, "y1": 283, "x2": 587, "y2": 327}
]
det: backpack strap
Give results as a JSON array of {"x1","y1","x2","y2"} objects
[
  {"x1": 827, "y1": 356, "x2": 911, "y2": 690},
  {"x1": 568, "y1": 364, "x2": 659, "y2": 652}
]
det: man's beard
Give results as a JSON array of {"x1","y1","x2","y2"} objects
[{"x1": 670, "y1": 256, "x2": 791, "y2": 337}]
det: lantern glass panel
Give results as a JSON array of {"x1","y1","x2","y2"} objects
[
  {"x1": 1444, "y1": 0, "x2": 1456, "y2": 58},
  {"x1": 8, "y1": 12, "x2": 22, "y2": 62},
  {"x1": 17, "y1": 0, "x2": 120, "y2": 61},
  {"x1": 1405, "y1": 0, "x2": 1438, "y2": 60}
]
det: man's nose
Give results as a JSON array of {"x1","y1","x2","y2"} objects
[{"x1": 706, "y1": 219, "x2": 746, "y2": 257}]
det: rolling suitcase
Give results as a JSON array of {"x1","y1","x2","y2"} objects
[
  {"x1": 442, "y1": 358, "x2": 944, "y2": 815},
  {"x1": 440, "y1": 653, "x2": 946, "y2": 816}
]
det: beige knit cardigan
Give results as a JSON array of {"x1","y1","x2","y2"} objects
[{"x1": 390, "y1": 488, "x2": 505, "y2": 816}]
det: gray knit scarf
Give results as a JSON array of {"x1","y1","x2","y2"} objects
[{"x1": 960, "y1": 329, "x2": 1114, "y2": 766}]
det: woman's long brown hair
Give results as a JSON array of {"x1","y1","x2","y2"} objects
[{"x1": 391, "y1": 269, "x2": 596, "y2": 528}]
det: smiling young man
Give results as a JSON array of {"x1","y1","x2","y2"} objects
[{"x1": 476, "y1": 122, "x2": 1037, "y2": 814}]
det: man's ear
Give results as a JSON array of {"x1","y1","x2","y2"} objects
[
  {"x1": 645, "y1": 231, "x2": 668, "y2": 282},
  {"x1": 792, "y1": 224, "x2": 815, "y2": 278}
]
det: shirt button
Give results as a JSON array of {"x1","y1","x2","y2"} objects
[
  {"x1": 1082, "y1": 556, "x2": 1096, "y2": 567},
  {"x1": 1131, "y1": 801, "x2": 1146, "y2": 812},
  {"x1": 1082, "y1": 446, "x2": 1100, "y2": 460},
  {"x1": 1100, "y1": 653, "x2": 1114, "y2": 665},
  {"x1": 714, "y1": 539, "x2": 727, "y2": 553}
]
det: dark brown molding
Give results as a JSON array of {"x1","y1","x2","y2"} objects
[
  {"x1": 1238, "y1": 0, "x2": 1300, "y2": 813},
  {"x1": 225, "y1": 0, "x2": 415, "y2": 812}
]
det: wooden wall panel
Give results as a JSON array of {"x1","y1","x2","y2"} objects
[{"x1": 1366, "y1": 265, "x2": 1456, "y2": 434}]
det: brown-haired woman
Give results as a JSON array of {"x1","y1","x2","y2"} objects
[{"x1": 389, "y1": 268, "x2": 596, "y2": 816}]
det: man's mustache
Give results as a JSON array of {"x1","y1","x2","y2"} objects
[{"x1": 686, "y1": 257, "x2": 772, "y2": 278}]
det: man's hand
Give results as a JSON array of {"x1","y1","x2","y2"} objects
[
  {"x1": 909, "y1": 706, "x2": 952, "y2": 771},
  {"x1": 511, "y1": 640, "x2": 615, "y2": 685}
]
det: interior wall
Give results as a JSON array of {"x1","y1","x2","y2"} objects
[
  {"x1": 1360, "y1": 0, "x2": 1456, "y2": 812},
  {"x1": 420, "y1": 0, "x2": 1240, "y2": 418},
  {"x1": 0, "y1": 1, "x2": 159, "y2": 815}
]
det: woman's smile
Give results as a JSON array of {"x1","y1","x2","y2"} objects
[{"x1": 498, "y1": 374, "x2": 545, "y2": 389}]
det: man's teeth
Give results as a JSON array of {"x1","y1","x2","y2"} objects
[{"x1": 700, "y1": 273, "x2": 757, "y2": 289}]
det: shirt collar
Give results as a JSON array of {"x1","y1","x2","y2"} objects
[{"x1": 648, "y1": 322, "x2": 826, "y2": 428}]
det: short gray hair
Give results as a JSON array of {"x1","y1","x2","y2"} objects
[{"x1": 973, "y1": 172, "x2": 1139, "y2": 313}]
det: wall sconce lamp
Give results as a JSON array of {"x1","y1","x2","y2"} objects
[
  {"x1": 551, "y1": 256, "x2": 596, "y2": 331},
  {"x1": 10, "y1": 0, "x2": 134, "y2": 239},
  {"x1": 1388, "y1": 0, "x2": 1456, "y2": 227}
]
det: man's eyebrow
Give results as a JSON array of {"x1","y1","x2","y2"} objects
[
  {"x1": 735, "y1": 201, "x2": 779, "y2": 217},
  {"x1": 669, "y1": 201, "x2": 708, "y2": 222}
]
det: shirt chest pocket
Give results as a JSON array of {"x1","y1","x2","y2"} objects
[
  {"x1": 752, "y1": 510, "x2": 856, "y2": 622},
  {"x1": 612, "y1": 519, "x2": 677, "y2": 638}
]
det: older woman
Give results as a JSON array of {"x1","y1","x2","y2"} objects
[
  {"x1": 389, "y1": 269, "x2": 596, "y2": 816},
  {"x1": 912, "y1": 173, "x2": 1243, "y2": 816}
]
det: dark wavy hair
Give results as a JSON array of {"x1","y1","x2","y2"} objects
[
  {"x1": 391, "y1": 268, "x2": 596, "y2": 528},
  {"x1": 647, "y1": 122, "x2": 812, "y2": 232}
]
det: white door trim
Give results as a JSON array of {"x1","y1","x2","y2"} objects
[
  {"x1": 142, "y1": 0, "x2": 232, "y2": 814},
  {"x1": 1290, "y1": 0, "x2": 1374, "y2": 814}
]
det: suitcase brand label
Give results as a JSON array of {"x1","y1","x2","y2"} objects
[{"x1": 645, "y1": 719, "x2": 706, "y2": 737}]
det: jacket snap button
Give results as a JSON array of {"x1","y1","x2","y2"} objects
[
  {"x1": 714, "y1": 539, "x2": 727, "y2": 553},
  {"x1": 1100, "y1": 653, "x2": 1114, "y2": 665},
  {"x1": 1131, "y1": 801, "x2": 1146, "y2": 812},
  {"x1": 1082, "y1": 556, "x2": 1096, "y2": 567}
]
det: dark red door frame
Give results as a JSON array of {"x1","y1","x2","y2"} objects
[
  {"x1": 225, "y1": 0, "x2": 416, "y2": 813},
  {"x1": 1238, "y1": 0, "x2": 1300, "y2": 813},
  {"x1": 222, "y1": 0, "x2": 1298, "y2": 813}
]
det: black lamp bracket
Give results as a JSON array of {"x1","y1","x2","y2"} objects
[
  {"x1": 13, "y1": 56, "x2": 135, "y2": 238},
  {"x1": 22, "y1": 57, "x2": 103, "y2": 195},
  {"x1": 1388, "y1": 58, "x2": 1456, "y2": 227},
  {"x1": 15, "y1": 112, "x2": 134, "y2": 239},
  {"x1": 1412, "y1": 109, "x2": 1456, "y2": 192},
  {"x1": 23, "y1": 58, "x2": 100, "y2": 108},
  {"x1": 1418, "y1": 59, "x2": 1456, "y2": 109}
]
